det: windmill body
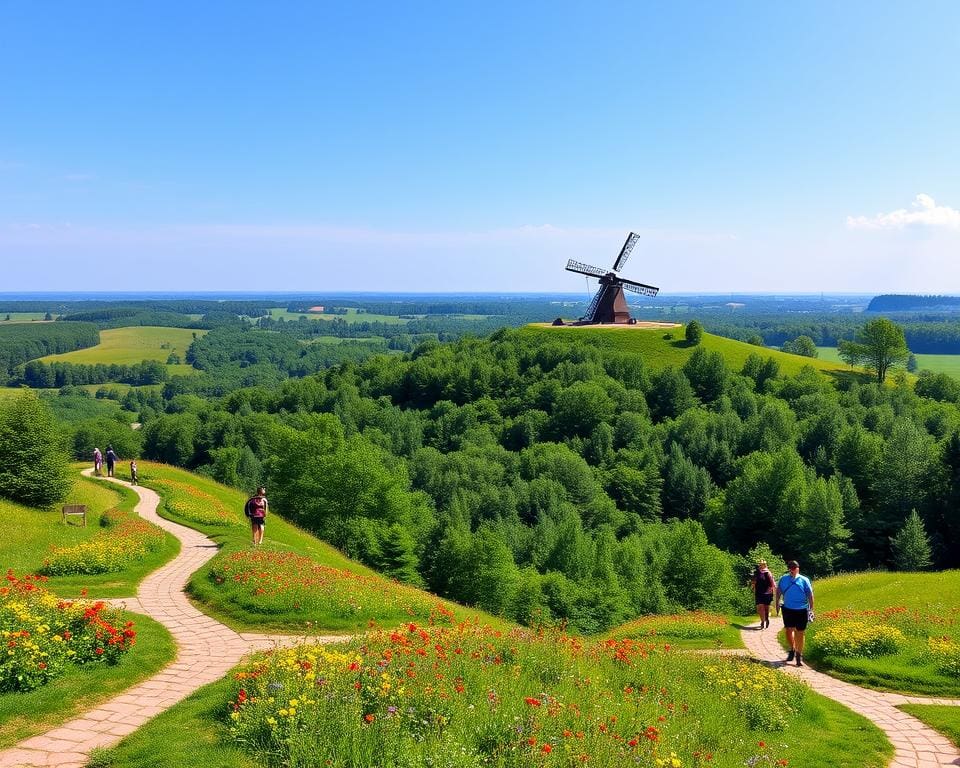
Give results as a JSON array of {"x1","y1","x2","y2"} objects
[{"x1": 564, "y1": 232, "x2": 659, "y2": 325}]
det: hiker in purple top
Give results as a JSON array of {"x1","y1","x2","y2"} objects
[
  {"x1": 245, "y1": 486, "x2": 268, "y2": 546},
  {"x1": 93, "y1": 447, "x2": 103, "y2": 476}
]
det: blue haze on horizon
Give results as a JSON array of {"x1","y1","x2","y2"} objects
[{"x1": 1, "y1": 2, "x2": 958, "y2": 293}]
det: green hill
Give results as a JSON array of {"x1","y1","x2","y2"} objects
[{"x1": 522, "y1": 324, "x2": 857, "y2": 379}]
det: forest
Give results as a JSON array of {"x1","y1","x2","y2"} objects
[
  {"x1": 5, "y1": 295, "x2": 960, "y2": 633},
  {"x1": 34, "y1": 322, "x2": 956, "y2": 633}
]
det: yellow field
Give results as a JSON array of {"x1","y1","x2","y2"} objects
[{"x1": 37, "y1": 326, "x2": 203, "y2": 375}]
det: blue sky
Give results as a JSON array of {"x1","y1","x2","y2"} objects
[{"x1": 1, "y1": 2, "x2": 958, "y2": 292}]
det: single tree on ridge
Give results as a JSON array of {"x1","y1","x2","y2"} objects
[{"x1": 838, "y1": 317, "x2": 909, "y2": 383}]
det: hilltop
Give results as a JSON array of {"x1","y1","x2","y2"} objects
[{"x1": 521, "y1": 322, "x2": 856, "y2": 379}]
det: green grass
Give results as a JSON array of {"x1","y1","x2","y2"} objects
[
  {"x1": 0, "y1": 611, "x2": 175, "y2": 750},
  {"x1": 605, "y1": 611, "x2": 745, "y2": 649},
  {"x1": 816, "y1": 345, "x2": 960, "y2": 378},
  {"x1": 0, "y1": 313, "x2": 51, "y2": 323},
  {"x1": 136, "y1": 462, "x2": 501, "y2": 634},
  {"x1": 800, "y1": 570, "x2": 960, "y2": 695},
  {"x1": 36, "y1": 326, "x2": 202, "y2": 375},
  {"x1": 898, "y1": 704, "x2": 960, "y2": 748},
  {"x1": 0, "y1": 471, "x2": 179, "y2": 598},
  {"x1": 525, "y1": 325, "x2": 862, "y2": 380}
]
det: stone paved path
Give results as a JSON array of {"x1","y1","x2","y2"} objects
[
  {"x1": 0, "y1": 472, "x2": 346, "y2": 768},
  {"x1": 742, "y1": 616, "x2": 960, "y2": 768}
]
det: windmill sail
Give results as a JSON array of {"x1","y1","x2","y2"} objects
[{"x1": 612, "y1": 232, "x2": 640, "y2": 272}]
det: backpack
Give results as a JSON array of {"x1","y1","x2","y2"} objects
[{"x1": 244, "y1": 497, "x2": 255, "y2": 518}]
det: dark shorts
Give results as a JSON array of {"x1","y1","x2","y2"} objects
[
  {"x1": 756, "y1": 593, "x2": 773, "y2": 605},
  {"x1": 782, "y1": 606, "x2": 809, "y2": 631},
  {"x1": 251, "y1": 517, "x2": 265, "y2": 528}
]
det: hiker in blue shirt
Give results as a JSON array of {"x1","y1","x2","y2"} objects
[{"x1": 775, "y1": 559, "x2": 814, "y2": 667}]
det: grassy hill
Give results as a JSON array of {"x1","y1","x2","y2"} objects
[
  {"x1": 523, "y1": 324, "x2": 859, "y2": 380},
  {"x1": 37, "y1": 326, "x2": 202, "y2": 376}
]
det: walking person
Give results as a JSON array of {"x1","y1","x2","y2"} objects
[
  {"x1": 93, "y1": 447, "x2": 103, "y2": 476},
  {"x1": 105, "y1": 445, "x2": 119, "y2": 478},
  {"x1": 244, "y1": 486, "x2": 268, "y2": 546},
  {"x1": 752, "y1": 559, "x2": 776, "y2": 629},
  {"x1": 130, "y1": 459, "x2": 138, "y2": 485},
  {"x1": 775, "y1": 560, "x2": 814, "y2": 667}
]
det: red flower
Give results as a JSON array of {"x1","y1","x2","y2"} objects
[{"x1": 541, "y1": 743, "x2": 553, "y2": 754}]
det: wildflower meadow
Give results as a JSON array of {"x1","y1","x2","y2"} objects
[
  {"x1": 807, "y1": 605, "x2": 960, "y2": 694},
  {"x1": 226, "y1": 615, "x2": 815, "y2": 768},
  {"x1": 0, "y1": 571, "x2": 136, "y2": 693},
  {"x1": 41, "y1": 506, "x2": 165, "y2": 576}
]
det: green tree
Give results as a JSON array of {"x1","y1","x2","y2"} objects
[
  {"x1": 377, "y1": 524, "x2": 424, "y2": 585},
  {"x1": 682, "y1": 347, "x2": 728, "y2": 403},
  {"x1": 838, "y1": 318, "x2": 909, "y2": 383},
  {"x1": 685, "y1": 320, "x2": 704, "y2": 345},
  {"x1": 781, "y1": 335, "x2": 818, "y2": 358},
  {"x1": 0, "y1": 392, "x2": 71, "y2": 506},
  {"x1": 890, "y1": 510, "x2": 932, "y2": 571},
  {"x1": 906, "y1": 353, "x2": 918, "y2": 373}
]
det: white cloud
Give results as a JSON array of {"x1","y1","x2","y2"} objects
[{"x1": 847, "y1": 194, "x2": 960, "y2": 230}]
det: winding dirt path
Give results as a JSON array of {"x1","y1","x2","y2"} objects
[
  {"x1": 0, "y1": 472, "x2": 344, "y2": 768},
  {"x1": 742, "y1": 616, "x2": 960, "y2": 768}
]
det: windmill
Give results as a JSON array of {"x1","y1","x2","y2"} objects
[{"x1": 565, "y1": 232, "x2": 659, "y2": 324}]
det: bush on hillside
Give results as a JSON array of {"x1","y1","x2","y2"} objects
[{"x1": 685, "y1": 319, "x2": 704, "y2": 345}]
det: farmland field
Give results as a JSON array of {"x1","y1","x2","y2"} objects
[
  {"x1": 36, "y1": 326, "x2": 202, "y2": 375},
  {"x1": 0, "y1": 312, "x2": 52, "y2": 322},
  {"x1": 268, "y1": 307, "x2": 410, "y2": 324},
  {"x1": 817, "y1": 346, "x2": 960, "y2": 377}
]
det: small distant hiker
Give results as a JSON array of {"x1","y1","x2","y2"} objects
[
  {"x1": 130, "y1": 460, "x2": 138, "y2": 485},
  {"x1": 752, "y1": 559, "x2": 775, "y2": 629},
  {"x1": 244, "y1": 486, "x2": 268, "y2": 546},
  {"x1": 105, "y1": 445, "x2": 118, "y2": 478},
  {"x1": 93, "y1": 447, "x2": 103, "y2": 476},
  {"x1": 776, "y1": 560, "x2": 815, "y2": 667}
]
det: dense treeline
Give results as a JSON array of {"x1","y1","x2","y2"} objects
[
  {"x1": 120, "y1": 327, "x2": 960, "y2": 632},
  {"x1": 19, "y1": 359, "x2": 168, "y2": 388},
  {"x1": 59, "y1": 308, "x2": 253, "y2": 330},
  {"x1": 867, "y1": 295, "x2": 960, "y2": 312},
  {"x1": 0, "y1": 323, "x2": 99, "y2": 384}
]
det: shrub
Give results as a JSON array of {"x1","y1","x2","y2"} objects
[
  {"x1": 928, "y1": 636, "x2": 960, "y2": 677},
  {"x1": 703, "y1": 659, "x2": 806, "y2": 730},
  {"x1": 0, "y1": 571, "x2": 135, "y2": 692},
  {"x1": 685, "y1": 320, "x2": 704, "y2": 345},
  {"x1": 812, "y1": 620, "x2": 905, "y2": 658}
]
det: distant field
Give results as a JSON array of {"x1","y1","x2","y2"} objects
[
  {"x1": 267, "y1": 307, "x2": 410, "y2": 324},
  {"x1": 526, "y1": 325, "x2": 857, "y2": 379},
  {"x1": 37, "y1": 326, "x2": 202, "y2": 375},
  {"x1": 817, "y1": 346, "x2": 960, "y2": 377},
  {"x1": 0, "y1": 312, "x2": 52, "y2": 322},
  {"x1": 0, "y1": 388, "x2": 29, "y2": 401}
]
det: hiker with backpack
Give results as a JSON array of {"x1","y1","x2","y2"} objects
[
  {"x1": 776, "y1": 559, "x2": 815, "y2": 667},
  {"x1": 244, "y1": 486, "x2": 268, "y2": 546},
  {"x1": 105, "y1": 445, "x2": 118, "y2": 477},
  {"x1": 751, "y1": 559, "x2": 775, "y2": 629}
]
